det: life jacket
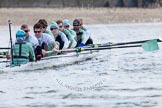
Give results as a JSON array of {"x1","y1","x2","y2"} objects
[
  {"x1": 14, "y1": 40, "x2": 28, "y2": 60},
  {"x1": 55, "y1": 35, "x2": 64, "y2": 50}
]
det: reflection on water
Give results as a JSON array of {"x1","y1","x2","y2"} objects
[{"x1": 0, "y1": 23, "x2": 162, "y2": 108}]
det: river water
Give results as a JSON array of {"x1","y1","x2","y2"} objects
[{"x1": 0, "y1": 23, "x2": 162, "y2": 108}]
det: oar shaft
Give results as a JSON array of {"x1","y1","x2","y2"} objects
[
  {"x1": 0, "y1": 60, "x2": 10, "y2": 63},
  {"x1": 0, "y1": 48, "x2": 10, "y2": 50},
  {"x1": 8, "y1": 20, "x2": 13, "y2": 64},
  {"x1": 96, "y1": 39, "x2": 162, "y2": 47},
  {"x1": 0, "y1": 56, "x2": 6, "y2": 58},
  {"x1": 84, "y1": 45, "x2": 141, "y2": 51}
]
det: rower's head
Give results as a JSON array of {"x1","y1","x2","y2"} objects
[
  {"x1": 50, "y1": 21, "x2": 59, "y2": 36},
  {"x1": 33, "y1": 23, "x2": 43, "y2": 38},
  {"x1": 16, "y1": 30, "x2": 26, "y2": 40},
  {"x1": 21, "y1": 24, "x2": 30, "y2": 37},
  {"x1": 56, "y1": 20, "x2": 64, "y2": 31},
  {"x1": 78, "y1": 18, "x2": 83, "y2": 28},
  {"x1": 73, "y1": 19, "x2": 81, "y2": 31},
  {"x1": 38, "y1": 19, "x2": 48, "y2": 33},
  {"x1": 63, "y1": 19, "x2": 70, "y2": 29}
]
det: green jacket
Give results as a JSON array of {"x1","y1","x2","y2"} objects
[
  {"x1": 75, "y1": 28, "x2": 87, "y2": 44},
  {"x1": 11, "y1": 40, "x2": 35, "y2": 66},
  {"x1": 45, "y1": 30, "x2": 53, "y2": 36},
  {"x1": 63, "y1": 29, "x2": 77, "y2": 48},
  {"x1": 81, "y1": 26, "x2": 87, "y2": 31}
]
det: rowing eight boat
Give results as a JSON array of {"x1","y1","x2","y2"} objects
[{"x1": 0, "y1": 50, "x2": 98, "y2": 72}]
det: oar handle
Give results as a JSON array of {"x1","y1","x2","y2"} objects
[{"x1": 46, "y1": 48, "x2": 78, "y2": 54}]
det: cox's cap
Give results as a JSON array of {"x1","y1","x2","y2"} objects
[{"x1": 16, "y1": 30, "x2": 26, "y2": 39}]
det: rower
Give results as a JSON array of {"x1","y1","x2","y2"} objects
[
  {"x1": 33, "y1": 23, "x2": 58, "y2": 60},
  {"x1": 73, "y1": 19, "x2": 93, "y2": 47},
  {"x1": 63, "y1": 19, "x2": 77, "y2": 48},
  {"x1": 50, "y1": 21, "x2": 69, "y2": 50},
  {"x1": 56, "y1": 20, "x2": 77, "y2": 48},
  {"x1": 20, "y1": 24, "x2": 39, "y2": 49},
  {"x1": 78, "y1": 18, "x2": 91, "y2": 40},
  {"x1": 11, "y1": 30, "x2": 35, "y2": 66}
]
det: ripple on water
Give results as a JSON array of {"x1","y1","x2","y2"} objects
[
  {"x1": 115, "y1": 101, "x2": 157, "y2": 108},
  {"x1": 0, "y1": 91, "x2": 5, "y2": 93}
]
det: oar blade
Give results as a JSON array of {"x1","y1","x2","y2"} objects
[{"x1": 142, "y1": 39, "x2": 159, "y2": 51}]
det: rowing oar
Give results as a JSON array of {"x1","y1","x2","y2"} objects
[
  {"x1": 46, "y1": 45, "x2": 141, "y2": 53},
  {"x1": 0, "y1": 55, "x2": 6, "y2": 58},
  {"x1": 0, "y1": 60, "x2": 10, "y2": 63},
  {"x1": 91, "y1": 38, "x2": 162, "y2": 47},
  {"x1": 0, "y1": 47, "x2": 10, "y2": 50},
  {"x1": 46, "y1": 39, "x2": 159, "y2": 54},
  {"x1": 79, "y1": 45, "x2": 142, "y2": 52}
]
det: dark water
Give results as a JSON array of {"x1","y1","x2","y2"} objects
[{"x1": 0, "y1": 23, "x2": 162, "y2": 108}]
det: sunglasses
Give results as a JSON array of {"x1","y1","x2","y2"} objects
[
  {"x1": 50, "y1": 28, "x2": 57, "y2": 30},
  {"x1": 73, "y1": 25, "x2": 80, "y2": 27},
  {"x1": 64, "y1": 25, "x2": 69, "y2": 28},
  {"x1": 43, "y1": 26, "x2": 47, "y2": 29},
  {"x1": 59, "y1": 26, "x2": 63, "y2": 28},
  {"x1": 34, "y1": 31, "x2": 41, "y2": 33},
  {"x1": 24, "y1": 30, "x2": 29, "y2": 33}
]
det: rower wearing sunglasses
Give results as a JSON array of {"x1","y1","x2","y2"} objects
[
  {"x1": 50, "y1": 21, "x2": 69, "y2": 50},
  {"x1": 20, "y1": 24, "x2": 39, "y2": 49},
  {"x1": 33, "y1": 23, "x2": 58, "y2": 60},
  {"x1": 56, "y1": 20, "x2": 77, "y2": 48},
  {"x1": 73, "y1": 19, "x2": 93, "y2": 47}
]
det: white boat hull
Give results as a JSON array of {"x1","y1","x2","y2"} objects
[{"x1": 0, "y1": 51, "x2": 98, "y2": 72}]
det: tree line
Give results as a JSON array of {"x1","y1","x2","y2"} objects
[{"x1": 0, "y1": 0, "x2": 161, "y2": 8}]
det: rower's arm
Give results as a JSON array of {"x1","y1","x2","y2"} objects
[
  {"x1": 81, "y1": 31, "x2": 88, "y2": 44},
  {"x1": 51, "y1": 41, "x2": 59, "y2": 50},
  {"x1": 68, "y1": 30, "x2": 77, "y2": 48},
  {"x1": 47, "y1": 34, "x2": 59, "y2": 50},
  {"x1": 61, "y1": 33, "x2": 69, "y2": 49},
  {"x1": 28, "y1": 43, "x2": 36, "y2": 61}
]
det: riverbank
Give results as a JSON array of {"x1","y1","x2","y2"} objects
[{"x1": 0, "y1": 8, "x2": 162, "y2": 26}]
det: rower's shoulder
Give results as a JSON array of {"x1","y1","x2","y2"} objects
[
  {"x1": 42, "y1": 33, "x2": 53, "y2": 38},
  {"x1": 58, "y1": 31, "x2": 66, "y2": 36},
  {"x1": 29, "y1": 35, "x2": 37, "y2": 40},
  {"x1": 26, "y1": 42, "x2": 34, "y2": 47},
  {"x1": 81, "y1": 27, "x2": 87, "y2": 31},
  {"x1": 79, "y1": 28, "x2": 86, "y2": 33}
]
